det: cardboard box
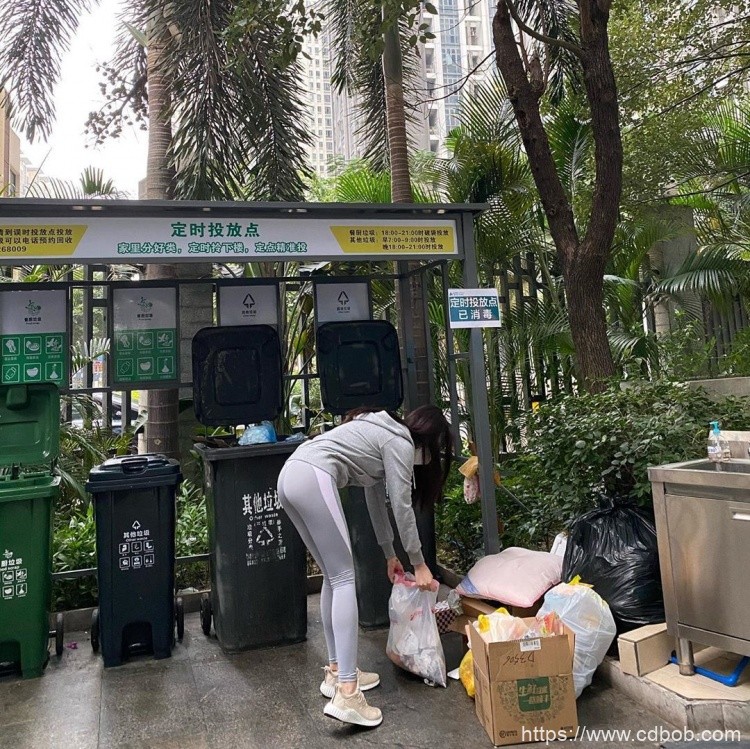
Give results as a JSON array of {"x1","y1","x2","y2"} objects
[
  {"x1": 469, "y1": 619, "x2": 578, "y2": 747},
  {"x1": 618, "y1": 623, "x2": 674, "y2": 677},
  {"x1": 449, "y1": 597, "x2": 543, "y2": 637}
]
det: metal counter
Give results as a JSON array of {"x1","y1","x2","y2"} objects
[{"x1": 648, "y1": 459, "x2": 750, "y2": 674}]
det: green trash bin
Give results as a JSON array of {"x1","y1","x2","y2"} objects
[{"x1": 0, "y1": 384, "x2": 62, "y2": 679}]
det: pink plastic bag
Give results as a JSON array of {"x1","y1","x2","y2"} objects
[{"x1": 386, "y1": 573, "x2": 447, "y2": 687}]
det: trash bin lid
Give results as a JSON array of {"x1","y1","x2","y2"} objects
[
  {"x1": 192, "y1": 325, "x2": 283, "y2": 426},
  {"x1": 86, "y1": 453, "x2": 181, "y2": 492},
  {"x1": 0, "y1": 383, "x2": 60, "y2": 466},
  {"x1": 317, "y1": 320, "x2": 403, "y2": 416}
]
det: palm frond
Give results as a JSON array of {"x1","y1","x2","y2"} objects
[
  {"x1": 509, "y1": 0, "x2": 581, "y2": 101},
  {"x1": 156, "y1": 0, "x2": 311, "y2": 200},
  {"x1": 649, "y1": 246, "x2": 746, "y2": 308},
  {"x1": 325, "y1": 1, "x2": 419, "y2": 169},
  {"x1": 544, "y1": 98, "x2": 592, "y2": 205},
  {"x1": 0, "y1": 0, "x2": 95, "y2": 140}
]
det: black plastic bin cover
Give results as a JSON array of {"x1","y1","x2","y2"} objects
[
  {"x1": 86, "y1": 454, "x2": 182, "y2": 492},
  {"x1": 192, "y1": 325, "x2": 283, "y2": 426},
  {"x1": 317, "y1": 320, "x2": 403, "y2": 415}
]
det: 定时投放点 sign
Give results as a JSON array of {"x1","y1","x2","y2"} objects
[{"x1": 0, "y1": 217, "x2": 458, "y2": 262}]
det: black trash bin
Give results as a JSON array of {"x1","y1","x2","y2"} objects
[
  {"x1": 317, "y1": 319, "x2": 437, "y2": 628},
  {"x1": 86, "y1": 454, "x2": 183, "y2": 667},
  {"x1": 343, "y1": 487, "x2": 438, "y2": 629},
  {"x1": 192, "y1": 325, "x2": 307, "y2": 652}
]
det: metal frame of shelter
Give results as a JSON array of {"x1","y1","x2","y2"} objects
[{"x1": 0, "y1": 199, "x2": 500, "y2": 555}]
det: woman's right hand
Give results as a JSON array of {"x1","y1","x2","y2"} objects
[{"x1": 414, "y1": 563, "x2": 434, "y2": 591}]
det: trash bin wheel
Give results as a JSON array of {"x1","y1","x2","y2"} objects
[
  {"x1": 91, "y1": 608, "x2": 100, "y2": 653},
  {"x1": 55, "y1": 613, "x2": 64, "y2": 657},
  {"x1": 200, "y1": 594, "x2": 212, "y2": 637},
  {"x1": 175, "y1": 597, "x2": 185, "y2": 642}
]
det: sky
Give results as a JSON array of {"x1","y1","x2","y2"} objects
[{"x1": 19, "y1": 0, "x2": 147, "y2": 199}]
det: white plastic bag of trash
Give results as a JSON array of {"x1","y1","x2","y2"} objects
[
  {"x1": 538, "y1": 578, "x2": 617, "y2": 697},
  {"x1": 386, "y1": 572, "x2": 447, "y2": 688}
]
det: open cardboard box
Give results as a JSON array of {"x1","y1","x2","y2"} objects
[
  {"x1": 468, "y1": 618, "x2": 578, "y2": 747},
  {"x1": 449, "y1": 596, "x2": 544, "y2": 638}
]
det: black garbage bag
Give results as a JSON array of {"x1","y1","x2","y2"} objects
[{"x1": 562, "y1": 495, "x2": 664, "y2": 633}]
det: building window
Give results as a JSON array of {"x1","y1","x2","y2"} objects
[
  {"x1": 428, "y1": 109, "x2": 438, "y2": 130},
  {"x1": 468, "y1": 52, "x2": 480, "y2": 69},
  {"x1": 8, "y1": 169, "x2": 17, "y2": 197},
  {"x1": 467, "y1": 23, "x2": 479, "y2": 46},
  {"x1": 429, "y1": 140, "x2": 439, "y2": 154},
  {"x1": 425, "y1": 49, "x2": 435, "y2": 73}
]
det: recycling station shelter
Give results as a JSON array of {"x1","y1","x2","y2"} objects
[{"x1": 0, "y1": 199, "x2": 500, "y2": 664}]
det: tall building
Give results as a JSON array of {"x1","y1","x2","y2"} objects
[
  {"x1": 299, "y1": 16, "x2": 337, "y2": 176},
  {"x1": 300, "y1": 1, "x2": 496, "y2": 174},
  {"x1": 0, "y1": 90, "x2": 21, "y2": 196},
  {"x1": 423, "y1": 0, "x2": 495, "y2": 155}
]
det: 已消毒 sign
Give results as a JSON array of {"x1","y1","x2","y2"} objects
[{"x1": 448, "y1": 288, "x2": 502, "y2": 329}]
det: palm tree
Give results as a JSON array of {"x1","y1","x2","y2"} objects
[
  {"x1": 1, "y1": 0, "x2": 314, "y2": 458},
  {"x1": 326, "y1": 0, "x2": 434, "y2": 405}
]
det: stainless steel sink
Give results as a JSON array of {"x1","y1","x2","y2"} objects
[
  {"x1": 670, "y1": 459, "x2": 750, "y2": 474},
  {"x1": 648, "y1": 459, "x2": 750, "y2": 673}
]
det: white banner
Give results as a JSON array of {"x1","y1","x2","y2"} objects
[
  {"x1": 113, "y1": 287, "x2": 177, "y2": 331},
  {"x1": 0, "y1": 289, "x2": 67, "y2": 335},
  {"x1": 0, "y1": 216, "x2": 458, "y2": 262}
]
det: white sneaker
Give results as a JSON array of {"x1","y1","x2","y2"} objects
[
  {"x1": 323, "y1": 685, "x2": 383, "y2": 727},
  {"x1": 320, "y1": 666, "x2": 380, "y2": 698}
]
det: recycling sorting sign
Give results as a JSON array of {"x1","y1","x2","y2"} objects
[
  {"x1": 0, "y1": 290, "x2": 68, "y2": 386},
  {"x1": 314, "y1": 282, "x2": 371, "y2": 323},
  {"x1": 218, "y1": 284, "x2": 279, "y2": 327},
  {"x1": 111, "y1": 287, "x2": 179, "y2": 388}
]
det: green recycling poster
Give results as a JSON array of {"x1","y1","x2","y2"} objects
[
  {"x1": 111, "y1": 287, "x2": 178, "y2": 388},
  {"x1": 0, "y1": 290, "x2": 68, "y2": 386}
]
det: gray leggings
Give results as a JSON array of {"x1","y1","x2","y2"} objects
[{"x1": 277, "y1": 459, "x2": 359, "y2": 682}]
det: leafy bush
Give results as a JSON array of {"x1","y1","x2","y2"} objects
[
  {"x1": 656, "y1": 311, "x2": 716, "y2": 380},
  {"x1": 435, "y1": 472, "x2": 484, "y2": 574},
  {"x1": 721, "y1": 325, "x2": 750, "y2": 376},
  {"x1": 500, "y1": 381, "x2": 750, "y2": 543}
]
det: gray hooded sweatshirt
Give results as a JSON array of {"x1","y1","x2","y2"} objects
[{"x1": 288, "y1": 411, "x2": 424, "y2": 566}]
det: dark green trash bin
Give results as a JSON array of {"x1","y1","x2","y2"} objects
[
  {"x1": 86, "y1": 454, "x2": 182, "y2": 667},
  {"x1": 194, "y1": 442, "x2": 307, "y2": 651},
  {"x1": 0, "y1": 384, "x2": 61, "y2": 678},
  {"x1": 316, "y1": 319, "x2": 437, "y2": 628},
  {"x1": 192, "y1": 325, "x2": 307, "y2": 652}
]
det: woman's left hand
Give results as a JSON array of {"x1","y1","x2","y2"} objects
[{"x1": 387, "y1": 556, "x2": 405, "y2": 583}]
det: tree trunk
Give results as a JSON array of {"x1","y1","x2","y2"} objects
[
  {"x1": 492, "y1": 1, "x2": 619, "y2": 392},
  {"x1": 382, "y1": 20, "x2": 431, "y2": 406},
  {"x1": 143, "y1": 23, "x2": 180, "y2": 458}
]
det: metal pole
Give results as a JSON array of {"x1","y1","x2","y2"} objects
[
  {"x1": 441, "y1": 262, "x2": 462, "y2": 456},
  {"x1": 461, "y1": 213, "x2": 500, "y2": 554},
  {"x1": 397, "y1": 261, "x2": 418, "y2": 410}
]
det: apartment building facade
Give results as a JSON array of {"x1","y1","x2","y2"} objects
[{"x1": 300, "y1": 0, "x2": 496, "y2": 174}]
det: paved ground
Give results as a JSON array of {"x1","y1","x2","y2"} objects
[{"x1": 0, "y1": 595, "x2": 680, "y2": 749}]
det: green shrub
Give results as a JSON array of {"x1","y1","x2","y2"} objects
[
  {"x1": 501, "y1": 380, "x2": 750, "y2": 542},
  {"x1": 435, "y1": 473, "x2": 484, "y2": 574}
]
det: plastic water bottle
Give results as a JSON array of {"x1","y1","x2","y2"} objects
[{"x1": 708, "y1": 421, "x2": 730, "y2": 463}]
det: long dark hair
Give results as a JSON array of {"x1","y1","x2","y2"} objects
[
  {"x1": 343, "y1": 405, "x2": 453, "y2": 512},
  {"x1": 405, "y1": 405, "x2": 453, "y2": 512}
]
